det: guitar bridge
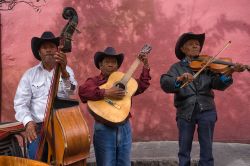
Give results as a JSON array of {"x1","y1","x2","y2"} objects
[{"x1": 104, "y1": 98, "x2": 121, "y2": 109}]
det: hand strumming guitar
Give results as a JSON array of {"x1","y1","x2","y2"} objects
[{"x1": 104, "y1": 87, "x2": 126, "y2": 100}]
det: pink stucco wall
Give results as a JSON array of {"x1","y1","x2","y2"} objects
[{"x1": 1, "y1": 0, "x2": 250, "y2": 142}]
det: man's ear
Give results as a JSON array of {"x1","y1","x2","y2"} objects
[
  {"x1": 98, "y1": 62, "x2": 103, "y2": 69},
  {"x1": 180, "y1": 46, "x2": 185, "y2": 53}
]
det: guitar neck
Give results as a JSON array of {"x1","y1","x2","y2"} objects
[
  {"x1": 120, "y1": 58, "x2": 141, "y2": 85},
  {"x1": 118, "y1": 44, "x2": 152, "y2": 85}
]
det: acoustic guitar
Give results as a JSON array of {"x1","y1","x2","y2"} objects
[{"x1": 87, "y1": 44, "x2": 152, "y2": 126}]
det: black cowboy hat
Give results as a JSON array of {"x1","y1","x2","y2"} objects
[
  {"x1": 94, "y1": 47, "x2": 124, "y2": 69},
  {"x1": 31, "y1": 31, "x2": 60, "y2": 61},
  {"x1": 175, "y1": 32, "x2": 205, "y2": 60}
]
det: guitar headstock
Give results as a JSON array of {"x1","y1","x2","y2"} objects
[{"x1": 140, "y1": 44, "x2": 152, "y2": 56}]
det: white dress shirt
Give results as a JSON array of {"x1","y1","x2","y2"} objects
[{"x1": 14, "y1": 63, "x2": 77, "y2": 126}]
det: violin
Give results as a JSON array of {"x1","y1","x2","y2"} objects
[
  {"x1": 189, "y1": 55, "x2": 250, "y2": 74},
  {"x1": 180, "y1": 41, "x2": 249, "y2": 88}
]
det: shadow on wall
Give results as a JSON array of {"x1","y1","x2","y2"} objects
[
  {"x1": 206, "y1": 14, "x2": 250, "y2": 50},
  {"x1": 2, "y1": 0, "x2": 250, "y2": 141},
  {"x1": 60, "y1": 0, "x2": 250, "y2": 141}
]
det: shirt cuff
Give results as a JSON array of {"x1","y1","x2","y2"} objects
[
  {"x1": 99, "y1": 89, "x2": 106, "y2": 98},
  {"x1": 23, "y1": 116, "x2": 34, "y2": 127},
  {"x1": 141, "y1": 67, "x2": 151, "y2": 78},
  {"x1": 174, "y1": 80, "x2": 182, "y2": 88},
  {"x1": 62, "y1": 78, "x2": 71, "y2": 87},
  {"x1": 220, "y1": 75, "x2": 232, "y2": 83}
]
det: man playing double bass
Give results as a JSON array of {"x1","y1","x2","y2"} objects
[
  {"x1": 78, "y1": 47, "x2": 151, "y2": 166},
  {"x1": 160, "y1": 32, "x2": 245, "y2": 166},
  {"x1": 14, "y1": 31, "x2": 77, "y2": 160}
]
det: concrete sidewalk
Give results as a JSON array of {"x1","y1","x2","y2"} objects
[{"x1": 87, "y1": 141, "x2": 250, "y2": 166}]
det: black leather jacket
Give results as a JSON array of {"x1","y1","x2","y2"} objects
[{"x1": 160, "y1": 61, "x2": 233, "y2": 121}]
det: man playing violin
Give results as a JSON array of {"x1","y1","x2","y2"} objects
[
  {"x1": 14, "y1": 31, "x2": 77, "y2": 160},
  {"x1": 160, "y1": 32, "x2": 245, "y2": 166},
  {"x1": 78, "y1": 47, "x2": 151, "y2": 166}
]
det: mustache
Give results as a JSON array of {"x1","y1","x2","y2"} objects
[{"x1": 45, "y1": 53, "x2": 55, "y2": 56}]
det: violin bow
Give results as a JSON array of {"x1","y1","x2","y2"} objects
[{"x1": 180, "y1": 41, "x2": 232, "y2": 88}]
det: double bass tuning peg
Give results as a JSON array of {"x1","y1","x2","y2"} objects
[{"x1": 70, "y1": 22, "x2": 81, "y2": 33}]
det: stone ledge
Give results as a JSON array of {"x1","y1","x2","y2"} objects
[
  {"x1": 86, "y1": 141, "x2": 250, "y2": 166},
  {"x1": 87, "y1": 159, "x2": 198, "y2": 166}
]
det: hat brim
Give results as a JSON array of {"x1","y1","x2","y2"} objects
[
  {"x1": 31, "y1": 37, "x2": 60, "y2": 61},
  {"x1": 94, "y1": 52, "x2": 124, "y2": 69},
  {"x1": 175, "y1": 33, "x2": 205, "y2": 60}
]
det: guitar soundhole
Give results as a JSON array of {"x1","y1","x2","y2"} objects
[{"x1": 115, "y1": 82, "x2": 126, "y2": 90}]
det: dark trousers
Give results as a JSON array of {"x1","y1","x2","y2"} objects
[{"x1": 177, "y1": 109, "x2": 217, "y2": 166}]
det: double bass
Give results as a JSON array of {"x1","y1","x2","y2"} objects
[{"x1": 35, "y1": 7, "x2": 90, "y2": 166}]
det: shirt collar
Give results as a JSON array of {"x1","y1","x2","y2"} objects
[
  {"x1": 98, "y1": 72, "x2": 108, "y2": 81},
  {"x1": 37, "y1": 62, "x2": 54, "y2": 73},
  {"x1": 181, "y1": 57, "x2": 191, "y2": 66},
  {"x1": 38, "y1": 62, "x2": 44, "y2": 70}
]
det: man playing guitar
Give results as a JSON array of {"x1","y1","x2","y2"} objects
[{"x1": 78, "y1": 46, "x2": 151, "y2": 166}]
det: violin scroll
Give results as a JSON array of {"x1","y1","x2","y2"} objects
[{"x1": 244, "y1": 65, "x2": 250, "y2": 72}]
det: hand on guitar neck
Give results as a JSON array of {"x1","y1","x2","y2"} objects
[
  {"x1": 138, "y1": 53, "x2": 150, "y2": 69},
  {"x1": 104, "y1": 86, "x2": 126, "y2": 100}
]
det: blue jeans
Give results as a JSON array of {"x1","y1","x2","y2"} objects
[
  {"x1": 93, "y1": 120, "x2": 132, "y2": 166},
  {"x1": 177, "y1": 110, "x2": 217, "y2": 166},
  {"x1": 27, "y1": 123, "x2": 48, "y2": 161}
]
